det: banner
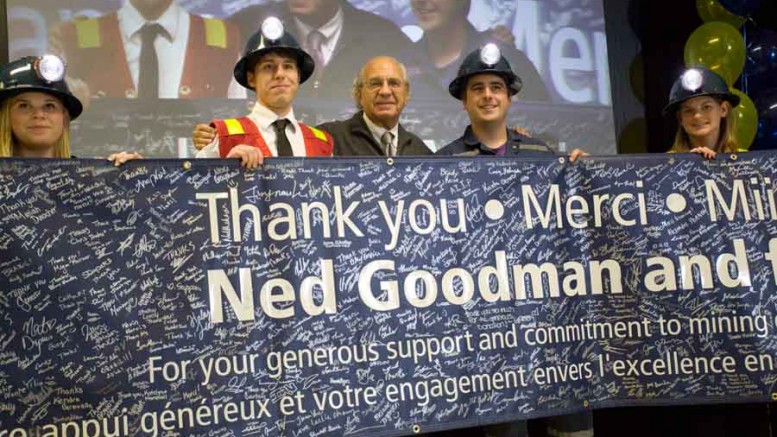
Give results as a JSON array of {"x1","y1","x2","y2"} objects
[{"x1": 1, "y1": 153, "x2": 776, "y2": 436}]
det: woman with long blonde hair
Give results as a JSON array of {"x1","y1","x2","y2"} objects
[
  {"x1": 0, "y1": 54, "x2": 138, "y2": 163},
  {"x1": 665, "y1": 67, "x2": 739, "y2": 158}
]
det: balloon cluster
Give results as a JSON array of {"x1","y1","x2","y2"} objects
[{"x1": 690, "y1": 0, "x2": 777, "y2": 150}]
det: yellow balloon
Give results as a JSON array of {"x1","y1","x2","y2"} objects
[
  {"x1": 684, "y1": 22, "x2": 746, "y2": 85},
  {"x1": 730, "y1": 89, "x2": 757, "y2": 150},
  {"x1": 696, "y1": 0, "x2": 746, "y2": 28}
]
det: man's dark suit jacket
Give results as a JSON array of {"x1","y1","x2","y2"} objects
[
  {"x1": 230, "y1": 2, "x2": 413, "y2": 100},
  {"x1": 318, "y1": 112, "x2": 432, "y2": 156}
]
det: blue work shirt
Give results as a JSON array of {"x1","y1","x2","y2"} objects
[{"x1": 436, "y1": 125, "x2": 554, "y2": 157}]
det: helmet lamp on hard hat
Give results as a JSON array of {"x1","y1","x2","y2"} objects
[
  {"x1": 0, "y1": 54, "x2": 83, "y2": 119},
  {"x1": 233, "y1": 17, "x2": 316, "y2": 89},
  {"x1": 663, "y1": 67, "x2": 739, "y2": 115},
  {"x1": 448, "y1": 44, "x2": 522, "y2": 100}
]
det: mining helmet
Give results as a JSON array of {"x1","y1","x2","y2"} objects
[
  {"x1": 663, "y1": 67, "x2": 739, "y2": 115},
  {"x1": 0, "y1": 54, "x2": 82, "y2": 119},
  {"x1": 233, "y1": 17, "x2": 315, "y2": 89},
  {"x1": 448, "y1": 43, "x2": 522, "y2": 100}
]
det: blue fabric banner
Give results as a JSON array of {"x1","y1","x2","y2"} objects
[{"x1": 1, "y1": 153, "x2": 776, "y2": 436}]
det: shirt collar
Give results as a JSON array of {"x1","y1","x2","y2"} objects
[
  {"x1": 362, "y1": 112, "x2": 399, "y2": 141},
  {"x1": 294, "y1": 5, "x2": 343, "y2": 41},
  {"x1": 250, "y1": 101, "x2": 300, "y2": 132},
  {"x1": 463, "y1": 125, "x2": 518, "y2": 154},
  {"x1": 120, "y1": 0, "x2": 182, "y2": 41},
  {"x1": 462, "y1": 125, "x2": 481, "y2": 147}
]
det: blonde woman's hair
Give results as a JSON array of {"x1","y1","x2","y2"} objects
[
  {"x1": 670, "y1": 98, "x2": 737, "y2": 154},
  {"x1": 0, "y1": 94, "x2": 71, "y2": 158}
]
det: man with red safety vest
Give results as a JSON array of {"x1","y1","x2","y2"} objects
[{"x1": 196, "y1": 17, "x2": 334, "y2": 167}]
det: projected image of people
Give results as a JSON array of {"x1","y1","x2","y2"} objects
[
  {"x1": 408, "y1": 0, "x2": 549, "y2": 102},
  {"x1": 51, "y1": 0, "x2": 243, "y2": 99},
  {"x1": 7, "y1": 0, "x2": 616, "y2": 157},
  {"x1": 227, "y1": 0, "x2": 415, "y2": 101}
]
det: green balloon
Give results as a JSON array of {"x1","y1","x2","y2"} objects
[
  {"x1": 696, "y1": 0, "x2": 746, "y2": 28},
  {"x1": 730, "y1": 89, "x2": 757, "y2": 150},
  {"x1": 684, "y1": 22, "x2": 746, "y2": 85}
]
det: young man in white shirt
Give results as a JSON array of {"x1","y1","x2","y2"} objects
[{"x1": 196, "y1": 17, "x2": 333, "y2": 168}]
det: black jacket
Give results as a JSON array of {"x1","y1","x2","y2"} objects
[{"x1": 319, "y1": 111, "x2": 432, "y2": 157}]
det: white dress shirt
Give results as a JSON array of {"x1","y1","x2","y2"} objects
[
  {"x1": 197, "y1": 102, "x2": 307, "y2": 158},
  {"x1": 118, "y1": 1, "x2": 189, "y2": 98},
  {"x1": 294, "y1": 6, "x2": 344, "y2": 66},
  {"x1": 363, "y1": 112, "x2": 399, "y2": 156}
]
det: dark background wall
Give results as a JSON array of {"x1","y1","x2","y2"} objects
[
  {"x1": 602, "y1": 0, "x2": 700, "y2": 154},
  {"x1": 636, "y1": 0, "x2": 699, "y2": 153}
]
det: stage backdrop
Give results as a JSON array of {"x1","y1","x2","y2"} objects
[
  {"x1": 1, "y1": 152, "x2": 777, "y2": 436},
  {"x1": 6, "y1": 0, "x2": 616, "y2": 156}
]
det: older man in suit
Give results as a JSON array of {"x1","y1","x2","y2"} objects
[{"x1": 319, "y1": 56, "x2": 431, "y2": 157}]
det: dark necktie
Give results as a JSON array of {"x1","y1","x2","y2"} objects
[
  {"x1": 381, "y1": 131, "x2": 395, "y2": 156},
  {"x1": 138, "y1": 23, "x2": 164, "y2": 98},
  {"x1": 306, "y1": 30, "x2": 326, "y2": 77},
  {"x1": 272, "y1": 119, "x2": 293, "y2": 157}
]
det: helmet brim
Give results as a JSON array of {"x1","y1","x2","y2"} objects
[
  {"x1": 0, "y1": 85, "x2": 83, "y2": 120},
  {"x1": 233, "y1": 48, "x2": 315, "y2": 90},
  {"x1": 662, "y1": 91, "x2": 740, "y2": 115}
]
